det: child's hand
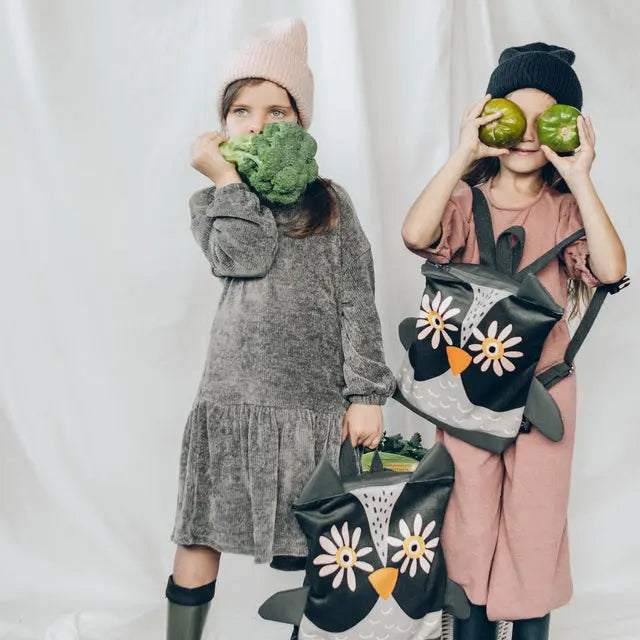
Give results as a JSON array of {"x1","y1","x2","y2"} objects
[
  {"x1": 191, "y1": 131, "x2": 241, "y2": 186},
  {"x1": 341, "y1": 404, "x2": 383, "y2": 449},
  {"x1": 540, "y1": 115, "x2": 596, "y2": 187},
  {"x1": 457, "y1": 94, "x2": 511, "y2": 162}
]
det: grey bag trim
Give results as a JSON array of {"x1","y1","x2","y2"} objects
[
  {"x1": 522, "y1": 378, "x2": 564, "y2": 441},
  {"x1": 444, "y1": 578, "x2": 471, "y2": 619},
  {"x1": 392, "y1": 385, "x2": 516, "y2": 454},
  {"x1": 258, "y1": 586, "x2": 310, "y2": 625}
]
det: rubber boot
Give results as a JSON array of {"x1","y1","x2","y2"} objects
[
  {"x1": 453, "y1": 603, "x2": 497, "y2": 640},
  {"x1": 166, "y1": 574, "x2": 216, "y2": 640},
  {"x1": 511, "y1": 614, "x2": 550, "y2": 640}
]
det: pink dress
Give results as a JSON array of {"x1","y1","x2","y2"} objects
[{"x1": 424, "y1": 179, "x2": 599, "y2": 620}]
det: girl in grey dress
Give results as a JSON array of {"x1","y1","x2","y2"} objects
[{"x1": 165, "y1": 18, "x2": 396, "y2": 639}]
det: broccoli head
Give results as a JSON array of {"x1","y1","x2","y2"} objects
[{"x1": 218, "y1": 122, "x2": 319, "y2": 204}]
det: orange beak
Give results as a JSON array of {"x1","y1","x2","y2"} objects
[
  {"x1": 446, "y1": 346, "x2": 472, "y2": 376},
  {"x1": 368, "y1": 567, "x2": 398, "y2": 600}
]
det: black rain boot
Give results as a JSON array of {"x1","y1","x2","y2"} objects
[
  {"x1": 166, "y1": 574, "x2": 216, "y2": 640},
  {"x1": 453, "y1": 603, "x2": 497, "y2": 639},
  {"x1": 511, "y1": 614, "x2": 550, "y2": 640}
]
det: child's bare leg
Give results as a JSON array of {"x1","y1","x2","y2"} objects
[
  {"x1": 172, "y1": 544, "x2": 221, "y2": 586},
  {"x1": 166, "y1": 545, "x2": 220, "y2": 640}
]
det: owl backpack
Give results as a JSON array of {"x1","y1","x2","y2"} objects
[
  {"x1": 259, "y1": 442, "x2": 470, "y2": 640},
  {"x1": 395, "y1": 186, "x2": 629, "y2": 454}
]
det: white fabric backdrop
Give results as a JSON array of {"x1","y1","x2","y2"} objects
[{"x1": 1, "y1": 1, "x2": 638, "y2": 638}]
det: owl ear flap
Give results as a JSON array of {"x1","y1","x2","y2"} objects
[
  {"x1": 398, "y1": 317, "x2": 418, "y2": 351},
  {"x1": 295, "y1": 457, "x2": 345, "y2": 505},
  {"x1": 523, "y1": 378, "x2": 564, "y2": 441},
  {"x1": 259, "y1": 586, "x2": 310, "y2": 625},
  {"x1": 407, "y1": 442, "x2": 455, "y2": 484},
  {"x1": 444, "y1": 578, "x2": 471, "y2": 619}
]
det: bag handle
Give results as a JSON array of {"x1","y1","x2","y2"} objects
[
  {"x1": 470, "y1": 186, "x2": 526, "y2": 276},
  {"x1": 469, "y1": 186, "x2": 497, "y2": 268},
  {"x1": 338, "y1": 440, "x2": 383, "y2": 480},
  {"x1": 496, "y1": 226, "x2": 526, "y2": 275}
]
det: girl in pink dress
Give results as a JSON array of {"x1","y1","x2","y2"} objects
[{"x1": 401, "y1": 43, "x2": 626, "y2": 640}]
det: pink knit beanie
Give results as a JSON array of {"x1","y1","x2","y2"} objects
[{"x1": 217, "y1": 18, "x2": 314, "y2": 130}]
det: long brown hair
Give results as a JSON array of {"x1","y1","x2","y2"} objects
[
  {"x1": 221, "y1": 78, "x2": 338, "y2": 238},
  {"x1": 462, "y1": 157, "x2": 592, "y2": 319}
]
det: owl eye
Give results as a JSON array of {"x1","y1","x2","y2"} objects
[
  {"x1": 469, "y1": 321, "x2": 524, "y2": 377},
  {"x1": 403, "y1": 535, "x2": 426, "y2": 559},
  {"x1": 387, "y1": 513, "x2": 440, "y2": 579},
  {"x1": 313, "y1": 522, "x2": 374, "y2": 592},
  {"x1": 336, "y1": 546, "x2": 357, "y2": 568},
  {"x1": 416, "y1": 290, "x2": 460, "y2": 349}
]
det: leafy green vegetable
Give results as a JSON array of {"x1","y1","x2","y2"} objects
[
  {"x1": 365, "y1": 431, "x2": 428, "y2": 461},
  {"x1": 219, "y1": 122, "x2": 319, "y2": 204}
]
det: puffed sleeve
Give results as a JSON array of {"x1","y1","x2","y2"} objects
[
  {"x1": 422, "y1": 180, "x2": 474, "y2": 263},
  {"x1": 335, "y1": 185, "x2": 396, "y2": 404},
  {"x1": 557, "y1": 195, "x2": 600, "y2": 287},
  {"x1": 189, "y1": 182, "x2": 278, "y2": 278}
]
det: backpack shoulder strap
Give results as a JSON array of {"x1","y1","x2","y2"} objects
[
  {"x1": 537, "y1": 275, "x2": 630, "y2": 390},
  {"x1": 516, "y1": 228, "x2": 586, "y2": 279},
  {"x1": 470, "y1": 185, "x2": 527, "y2": 275},
  {"x1": 469, "y1": 185, "x2": 497, "y2": 268}
]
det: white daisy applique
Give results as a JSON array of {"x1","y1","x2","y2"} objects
[
  {"x1": 388, "y1": 514, "x2": 439, "y2": 578},
  {"x1": 313, "y1": 522, "x2": 374, "y2": 592},
  {"x1": 469, "y1": 321, "x2": 524, "y2": 376},
  {"x1": 416, "y1": 291, "x2": 460, "y2": 349}
]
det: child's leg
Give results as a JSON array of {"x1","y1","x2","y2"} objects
[
  {"x1": 436, "y1": 430, "x2": 503, "y2": 606},
  {"x1": 487, "y1": 375, "x2": 576, "y2": 621},
  {"x1": 173, "y1": 544, "x2": 221, "y2": 585},
  {"x1": 166, "y1": 544, "x2": 220, "y2": 640}
]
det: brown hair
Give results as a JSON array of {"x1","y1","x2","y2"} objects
[
  {"x1": 221, "y1": 78, "x2": 338, "y2": 238},
  {"x1": 462, "y1": 157, "x2": 592, "y2": 319}
]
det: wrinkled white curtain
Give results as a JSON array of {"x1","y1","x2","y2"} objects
[{"x1": 1, "y1": 1, "x2": 638, "y2": 638}]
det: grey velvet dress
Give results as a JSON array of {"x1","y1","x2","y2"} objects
[{"x1": 171, "y1": 181, "x2": 395, "y2": 563}]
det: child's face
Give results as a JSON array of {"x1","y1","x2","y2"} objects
[
  {"x1": 224, "y1": 80, "x2": 299, "y2": 137},
  {"x1": 500, "y1": 88, "x2": 557, "y2": 174}
]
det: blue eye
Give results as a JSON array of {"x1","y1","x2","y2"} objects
[
  {"x1": 271, "y1": 110, "x2": 285, "y2": 118},
  {"x1": 233, "y1": 108, "x2": 247, "y2": 116}
]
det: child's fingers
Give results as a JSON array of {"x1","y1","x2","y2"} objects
[
  {"x1": 367, "y1": 424, "x2": 383, "y2": 449},
  {"x1": 341, "y1": 416, "x2": 349, "y2": 443},
  {"x1": 581, "y1": 115, "x2": 596, "y2": 146},
  {"x1": 482, "y1": 146, "x2": 510, "y2": 158},
  {"x1": 363, "y1": 433, "x2": 380, "y2": 450},
  {"x1": 576, "y1": 117, "x2": 595, "y2": 152},
  {"x1": 468, "y1": 94, "x2": 492, "y2": 119},
  {"x1": 576, "y1": 117, "x2": 588, "y2": 148},
  {"x1": 540, "y1": 144, "x2": 560, "y2": 164},
  {"x1": 476, "y1": 112, "x2": 503, "y2": 125}
]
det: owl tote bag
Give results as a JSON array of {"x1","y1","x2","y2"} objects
[
  {"x1": 395, "y1": 186, "x2": 629, "y2": 454},
  {"x1": 259, "y1": 442, "x2": 470, "y2": 640}
]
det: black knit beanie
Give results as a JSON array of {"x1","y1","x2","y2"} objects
[{"x1": 486, "y1": 42, "x2": 583, "y2": 110}]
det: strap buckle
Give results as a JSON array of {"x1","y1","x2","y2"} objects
[
  {"x1": 606, "y1": 275, "x2": 630, "y2": 295},
  {"x1": 519, "y1": 417, "x2": 533, "y2": 434}
]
